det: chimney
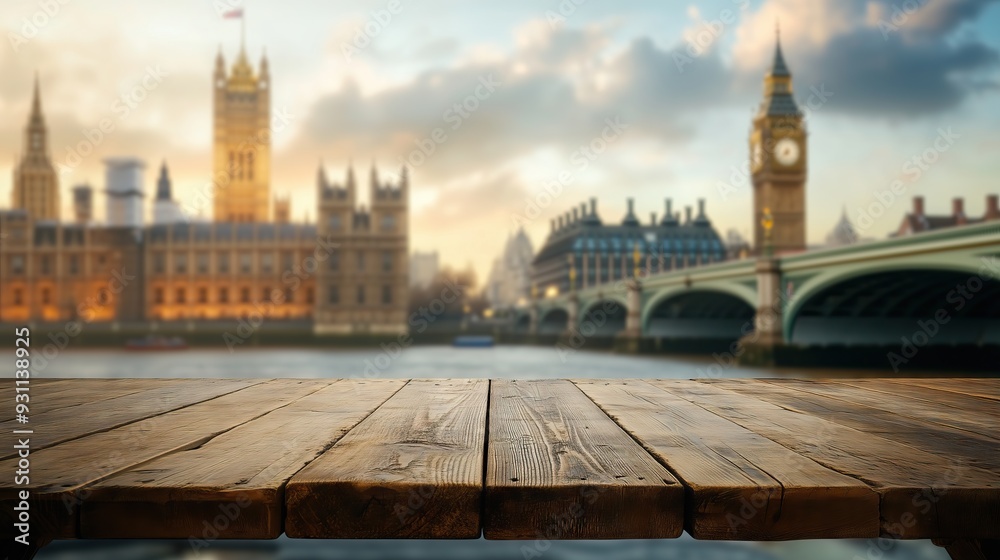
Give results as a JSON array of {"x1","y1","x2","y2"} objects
[
  {"x1": 557, "y1": 216, "x2": 564, "y2": 229},
  {"x1": 685, "y1": 206, "x2": 692, "y2": 224},
  {"x1": 913, "y1": 196, "x2": 925, "y2": 217},
  {"x1": 650, "y1": 212, "x2": 657, "y2": 226},
  {"x1": 986, "y1": 195, "x2": 1000, "y2": 221},
  {"x1": 572, "y1": 208, "x2": 579, "y2": 222},
  {"x1": 627, "y1": 198, "x2": 635, "y2": 214},
  {"x1": 580, "y1": 202, "x2": 587, "y2": 218},
  {"x1": 953, "y1": 197, "x2": 966, "y2": 225},
  {"x1": 698, "y1": 199, "x2": 706, "y2": 217},
  {"x1": 589, "y1": 198, "x2": 597, "y2": 216},
  {"x1": 665, "y1": 198, "x2": 673, "y2": 218}
]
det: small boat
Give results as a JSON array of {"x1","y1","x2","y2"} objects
[
  {"x1": 452, "y1": 335, "x2": 495, "y2": 348},
  {"x1": 125, "y1": 335, "x2": 188, "y2": 351}
]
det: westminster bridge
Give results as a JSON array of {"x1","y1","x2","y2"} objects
[{"x1": 510, "y1": 221, "x2": 1000, "y2": 364}]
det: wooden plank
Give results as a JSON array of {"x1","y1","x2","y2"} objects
[
  {"x1": 80, "y1": 379, "x2": 405, "y2": 539},
  {"x1": 574, "y1": 379, "x2": 878, "y2": 540},
  {"x1": 841, "y1": 380, "x2": 1000, "y2": 420},
  {"x1": 652, "y1": 380, "x2": 1000, "y2": 540},
  {"x1": 887, "y1": 379, "x2": 1000, "y2": 403},
  {"x1": 713, "y1": 380, "x2": 1000, "y2": 471},
  {"x1": 0, "y1": 378, "x2": 260, "y2": 458},
  {"x1": 0, "y1": 379, "x2": 185, "y2": 421},
  {"x1": 0, "y1": 379, "x2": 327, "y2": 540},
  {"x1": 484, "y1": 379, "x2": 684, "y2": 540},
  {"x1": 286, "y1": 379, "x2": 489, "y2": 539},
  {"x1": 759, "y1": 379, "x2": 1000, "y2": 442}
]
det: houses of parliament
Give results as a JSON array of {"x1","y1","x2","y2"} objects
[{"x1": 0, "y1": 40, "x2": 410, "y2": 334}]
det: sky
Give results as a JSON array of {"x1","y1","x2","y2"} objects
[{"x1": 2, "y1": 0, "x2": 999, "y2": 281}]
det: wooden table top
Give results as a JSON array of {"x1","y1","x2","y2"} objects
[{"x1": 3, "y1": 378, "x2": 999, "y2": 544}]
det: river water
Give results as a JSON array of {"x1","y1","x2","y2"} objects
[{"x1": 35, "y1": 345, "x2": 948, "y2": 560}]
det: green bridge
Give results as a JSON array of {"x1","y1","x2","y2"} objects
[{"x1": 513, "y1": 222, "x2": 1000, "y2": 360}]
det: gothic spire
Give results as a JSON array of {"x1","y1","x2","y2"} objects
[
  {"x1": 30, "y1": 72, "x2": 44, "y2": 125},
  {"x1": 769, "y1": 23, "x2": 790, "y2": 78}
]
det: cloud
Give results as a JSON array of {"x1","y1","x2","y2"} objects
[{"x1": 732, "y1": 0, "x2": 999, "y2": 116}]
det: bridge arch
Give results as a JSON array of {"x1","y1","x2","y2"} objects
[
  {"x1": 538, "y1": 308, "x2": 569, "y2": 334},
  {"x1": 784, "y1": 262, "x2": 1000, "y2": 345},
  {"x1": 642, "y1": 287, "x2": 756, "y2": 340},
  {"x1": 578, "y1": 298, "x2": 628, "y2": 337}
]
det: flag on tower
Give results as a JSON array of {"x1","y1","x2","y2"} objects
[{"x1": 222, "y1": 8, "x2": 243, "y2": 19}]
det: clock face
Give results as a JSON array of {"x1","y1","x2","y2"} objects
[{"x1": 775, "y1": 138, "x2": 800, "y2": 166}]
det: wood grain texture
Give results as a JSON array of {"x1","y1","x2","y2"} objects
[
  {"x1": 286, "y1": 379, "x2": 489, "y2": 539},
  {"x1": 485, "y1": 379, "x2": 683, "y2": 540},
  {"x1": 574, "y1": 379, "x2": 878, "y2": 540},
  {"x1": 761, "y1": 379, "x2": 1000, "y2": 442},
  {"x1": 0, "y1": 378, "x2": 259, "y2": 458},
  {"x1": 1, "y1": 379, "x2": 185, "y2": 422},
  {"x1": 901, "y1": 379, "x2": 1000, "y2": 402},
  {"x1": 0, "y1": 379, "x2": 325, "y2": 539},
  {"x1": 653, "y1": 380, "x2": 1000, "y2": 540},
  {"x1": 80, "y1": 379, "x2": 405, "y2": 539}
]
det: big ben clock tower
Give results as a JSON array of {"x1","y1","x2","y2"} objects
[{"x1": 750, "y1": 30, "x2": 806, "y2": 254}]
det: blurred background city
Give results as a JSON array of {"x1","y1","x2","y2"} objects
[{"x1": 2, "y1": 0, "x2": 999, "y2": 558}]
